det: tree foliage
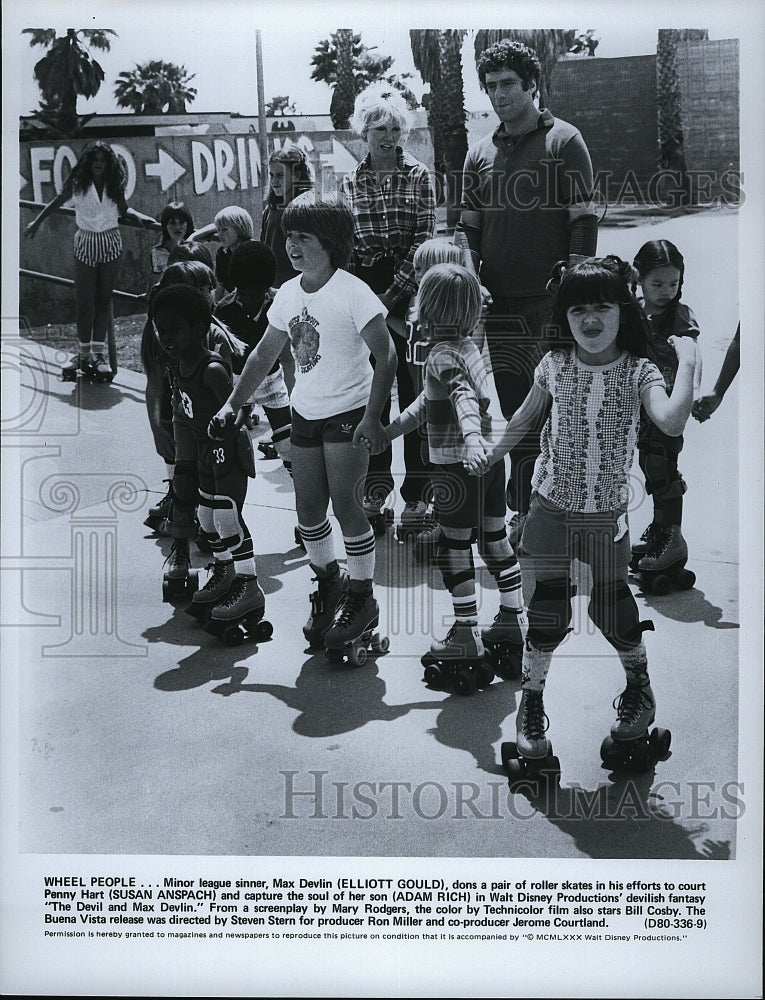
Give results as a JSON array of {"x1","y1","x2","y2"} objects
[
  {"x1": 311, "y1": 30, "x2": 416, "y2": 128},
  {"x1": 114, "y1": 60, "x2": 197, "y2": 114},
  {"x1": 22, "y1": 27, "x2": 117, "y2": 134},
  {"x1": 266, "y1": 95, "x2": 297, "y2": 117},
  {"x1": 410, "y1": 29, "x2": 468, "y2": 216}
]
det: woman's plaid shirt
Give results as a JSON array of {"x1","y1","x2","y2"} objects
[{"x1": 341, "y1": 148, "x2": 436, "y2": 309}]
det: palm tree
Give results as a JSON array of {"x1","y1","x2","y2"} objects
[
  {"x1": 656, "y1": 29, "x2": 708, "y2": 206},
  {"x1": 473, "y1": 29, "x2": 575, "y2": 109},
  {"x1": 311, "y1": 30, "x2": 411, "y2": 128},
  {"x1": 22, "y1": 27, "x2": 117, "y2": 134},
  {"x1": 410, "y1": 29, "x2": 468, "y2": 219},
  {"x1": 114, "y1": 60, "x2": 197, "y2": 114}
]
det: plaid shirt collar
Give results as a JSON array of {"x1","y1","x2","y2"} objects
[{"x1": 356, "y1": 146, "x2": 413, "y2": 177}]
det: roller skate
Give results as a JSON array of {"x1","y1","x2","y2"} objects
[
  {"x1": 91, "y1": 352, "x2": 115, "y2": 383},
  {"x1": 600, "y1": 678, "x2": 671, "y2": 771},
  {"x1": 257, "y1": 438, "x2": 278, "y2": 460},
  {"x1": 482, "y1": 607, "x2": 525, "y2": 680},
  {"x1": 501, "y1": 689, "x2": 561, "y2": 792},
  {"x1": 323, "y1": 584, "x2": 389, "y2": 667},
  {"x1": 395, "y1": 500, "x2": 430, "y2": 543},
  {"x1": 205, "y1": 575, "x2": 273, "y2": 646},
  {"x1": 633, "y1": 526, "x2": 695, "y2": 595},
  {"x1": 60, "y1": 352, "x2": 93, "y2": 383},
  {"x1": 186, "y1": 559, "x2": 236, "y2": 622},
  {"x1": 363, "y1": 494, "x2": 394, "y2": 537},
  {"x1": 144, "y1": 481, "x2": 174, "y2": 532},
  {"x1": 303, "y1": 561, "x2": 348, "y2": 649},
  {"x1": 421, "y1": 622, "x2": 494, "y2": 695},
  {"x1": 162, "y1": 538, "x2": 198, "y2": 601},
  {"x1": 629, "y1": 521, "x2": 662, "y2": 571}
]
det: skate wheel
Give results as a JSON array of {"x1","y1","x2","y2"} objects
[
  {"x1": 500, "y1": 741, "x2": 519, "y2": 768},
  {"x1": 476, "y1": 662, "x2": 494, "y2": 689},
  {"x1": 506, "y1": 757, "x2": 525, "y2": 789},
  {"x1": 222, "y1": 624, "x2": 245, "y2": 647},
  {"x1": 162, "y1": 579, "x2": 171, "y2": 602},
  {"x1": 652, "y1": 574, "x2": 671, "y2": 595},
  {"x1": 453, "y1": 668, "x2": 477, "y2": 697},
  {"x1": 326, "y1": 648, "x2": 343, "y2": 664},
  {"x1": 371, "y1": 517, "x2": 387, "y2": 537},
  {"x1": 371, "y1": 634, "x2": 390, "y2": 654},
  {"x1": 649, "y1": 727, "x2": 672, "y2": 758},
  {"x1": 187, "y1": 570, "x2": 199, "y2": 594},
  {"x1": 348, "y1": 645, "x2": 367, "y2": 668},
  {"x1": 675, "y1": 568, "x2": 695, "y2": 589},
  {"x1": 252, "y1": 619, "x2": 273, "y2": 642},
  {"x1": 630, "y1": 739, "x2": 652, "y2": 771},
  {"x1": 543, "y1": 755, "x2": 561, "y2": 785},
  {"x1": 423, "y1": 661, "x2": 444, "y2": 688},
  {"x1": 600, "y1": 735, "x2": 623, "y2": 767}
]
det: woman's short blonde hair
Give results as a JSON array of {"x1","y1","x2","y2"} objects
[
  {"x1": 416, "y1": 263, "x2": 482, "y2": 340},
  {"x1": 350, "y1": 82, "x2": 412, "y2": 140}
]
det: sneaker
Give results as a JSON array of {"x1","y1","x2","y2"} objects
[{"x1": 401, "y1": 500, "x2": 428, "y2": 526}]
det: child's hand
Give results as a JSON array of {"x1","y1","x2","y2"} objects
[
  {"x1": 463, "y1": 438, "x2": 488, "y2": 476},
  {"x1": 208, "y1": 404, "x2": 235, "y2": 439},
  {"x1": 668, "y1": 335, "x2": 696, "y2": 366},
  {"x1": 479, "y1": 284, "x2": 493, "y2": 318},
  {"x1": 692, "y1": 392, "x2": 722, "y2": 422},
  {"x1": 353, "y1": 418, "x2": 389, "y2": 455}
]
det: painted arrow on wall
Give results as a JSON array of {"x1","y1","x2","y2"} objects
[{"x1": 144, "y1": 148, "x2": 187, "y2": 192}]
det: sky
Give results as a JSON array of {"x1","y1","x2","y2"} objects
[{"x1": 9, "y1": 0, "x2": 746, "y2": 122}]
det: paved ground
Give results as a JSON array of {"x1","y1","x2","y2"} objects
[{"x1": 4, "y1": 209, "x2": 745, "y2": 859}]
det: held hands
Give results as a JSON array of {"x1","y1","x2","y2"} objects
[
  {"x1": 463, "y1": 437, "x2": 489, "y2": 476},
  {"x1": 208, "y1": 404, "x2": 235, "y2": 440},
  {"x1": 354, "y1": 419, "x2": 390, "y2": 455},
  {"x1": 479, "y1": 284, "x2": 493, "y2": 318},
  {"x1": 692, "y1": 392, "x2": 722, "y2": 423}
]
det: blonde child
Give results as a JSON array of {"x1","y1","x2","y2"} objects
[{"x1": 375, "y1": 263, "x2": 525, "y2": 690}]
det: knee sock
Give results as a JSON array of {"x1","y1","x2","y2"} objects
[
  {"x1": 453, "y1": 590, "x2": 478, "y2": 624},
  {"x1": 618, "y1": 642, "x2": 650, "y2": 685},
  {"x1": 90, "y1": 339, "x2": 107, "y2": 357},
  {"x1": 521, "y1": 643, "x2": 553, "y2": 692},
  {"x1": 344, "y1": 529, "x2": 375, "y2": 584},
  {"x1": 298, "y1": 519, "x2": 336, "y2": 571}
]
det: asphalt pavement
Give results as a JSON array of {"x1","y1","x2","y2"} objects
[{"x1": 4, "y1": 210, "x2": 744, "y2": 860}]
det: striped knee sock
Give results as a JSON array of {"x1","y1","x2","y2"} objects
[
  {"x1": 298, "y1": 519, "x2": 336, "y2": 570},
  {"x1": 344, "y1": 529, "x2": 375, "y2": 583}
]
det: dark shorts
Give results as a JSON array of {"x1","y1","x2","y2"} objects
[
  {"x1": 431, "y1": 459, "x2": 507, "y2": 529},
  {"x1": 198, "y1": 433, "x2": 248, "y2": 509},
  {"x1": 522, "y1": 492, "x2": 631, "y2": 580},
  {"x1": 291, "y1": 405, "x2": 366, "y2": 448}
]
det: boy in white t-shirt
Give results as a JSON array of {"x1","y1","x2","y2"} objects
[{"x1": 210, "y1": 194, "x2": 397, "y2": 659}]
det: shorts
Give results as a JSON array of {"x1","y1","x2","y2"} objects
[
  {"x1": 73, "y1": 228, "x2": 122, "y2": 266},
  {"x1": 197, "y1": 432, "x2": 249, "y2": 509},
  {"x1": 522, "y1": 491, "x2": 631, "y2": 577},
  {"x1": 431, "y1": 459, "x2": 507, "y2": 529},
  {"x1": 291, "y1": 405, "x2": 365, "y2": 448},
  {"x1": 246, "y1": 365, "x2": 291, "y2": 410}
]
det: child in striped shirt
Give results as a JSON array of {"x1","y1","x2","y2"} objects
[{"x1": 379, "y1": 263, "x2": 525, "y2": 672}]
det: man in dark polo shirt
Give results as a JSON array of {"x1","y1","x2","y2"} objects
[{"x1": 459, "y1": 39, "x2": 598, "y2": 524}]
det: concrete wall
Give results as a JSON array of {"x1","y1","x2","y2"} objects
[{"x1": 19, "y1": 126, "x2": 435, "y2": 326}]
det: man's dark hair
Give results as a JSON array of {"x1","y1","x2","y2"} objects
[{"x1": 476, "y1": 39, "x2": 541, "y2": 95}]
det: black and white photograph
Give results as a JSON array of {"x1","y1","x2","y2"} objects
[{"x1": 2, "y1": 0, "x2": 762, "y2": 995}]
